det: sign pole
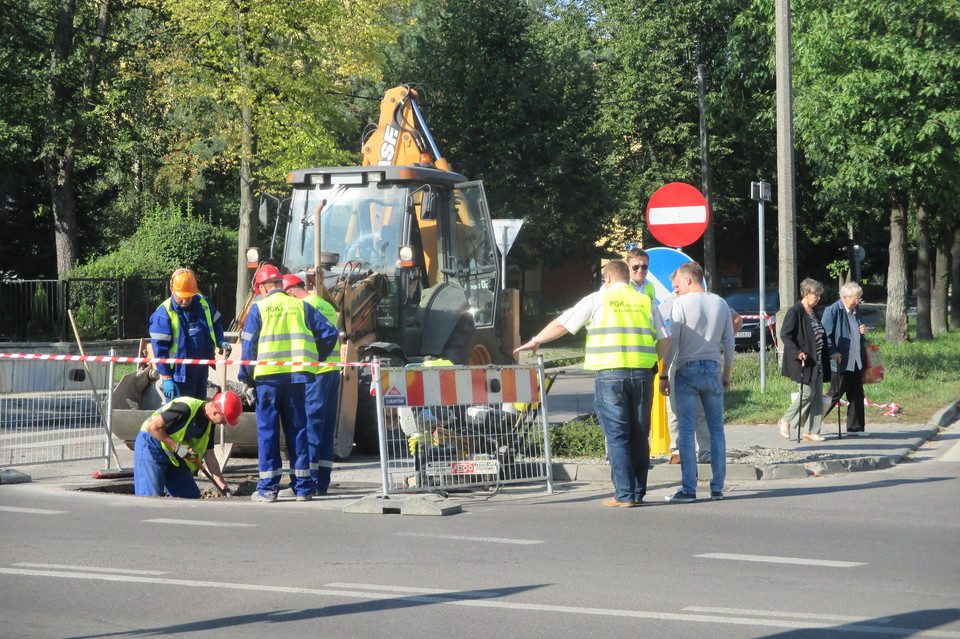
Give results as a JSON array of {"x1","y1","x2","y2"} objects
[{"x1": 751, "y1": 182, "x2": 772, "y2": 392}]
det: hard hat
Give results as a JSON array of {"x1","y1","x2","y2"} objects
[
  {"x1": 281, "y1": 274, "x2": 304, "y2": 292},
  {"x1": 170, "y1": 268, "x2": 199, "y2": 298},
  {"x1": 253, "y1": 264, "x2": 283, "y2": 295},
  {"x1": 212, "y1": 391, "x2": 242, "y2": 426}
]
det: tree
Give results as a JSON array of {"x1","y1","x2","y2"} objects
[
  {"x1": 378, "y1": 0, "x2": 613, "y2": 268},
  {"x1": 793, "y1": 0, "x2": 960, "y2": 343},
  {"x1": 153, "y1": 0, "x2": 402, "y2": 315}
]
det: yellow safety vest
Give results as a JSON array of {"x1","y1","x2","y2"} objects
[
  {"x1": 584, "y1": 286, "x2": 658, "y2": 371},
  {"x1": 140, "y1": 397, "x2": 210, "y2": 472},
  {"x1": 161, "y1": 296, "x2": 216, "y2": 357},
  {"x1": 639, "y1": 281, "x2": 655, "y2": 302},
  {"x1": 252, "y1": 293, "x2": 320, "y2": 378},
  {"x1": 305, "y1": 294, "x2": 340, "y2": 374}
]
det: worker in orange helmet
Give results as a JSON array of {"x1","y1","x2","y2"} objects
[
  {"x1": 239, "y1": 264, "x2": 338, "y2": 502},
  {"x1": 149, "y1": 268, "x2": 230, "y2": 401},
  {"x1": 134, "y1": 391, "x2": 242, "y2": 498}
]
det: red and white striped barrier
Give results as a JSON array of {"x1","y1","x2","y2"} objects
[
  {"x1": 831, "y1": 395, "x2": 902, "y2": 417},
  {"x1": 0, "y1": 352, "x2": 369, "y2": 369},
  {"x1": 379, "y1": 366, "x2": 539, "y2": 407}
]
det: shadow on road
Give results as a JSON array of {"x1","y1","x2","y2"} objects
[{"x1": 755, "y1": 607, "x2": 960, "y2": 638}]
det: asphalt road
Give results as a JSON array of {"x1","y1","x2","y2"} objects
[{"x1": 1, "y1": 427, "x2": 958, "y2": 638}]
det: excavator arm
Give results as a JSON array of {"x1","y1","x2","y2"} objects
[{"x1": 362, "y1": 85, "x2": 453, "y2": 172}]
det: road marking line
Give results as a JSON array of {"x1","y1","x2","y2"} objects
[
  {"x1": 143, "y1": 518, "x2": 255, "y2": 528},
  {"x1": 13, "y1": 563, "x2": 165, "y2": 576},
  {"x1": 325, "y1": 582, "x2": 499, "y2": 597},
  {"x1": 684, "y1": 606, "x2": 873, "y2": 622},
  {"x1": 1, "y1": 568, "x2": 956, "y2": 636},
  {"x1": 0, "y1": 506, "x2": 66, "y2": 515},
  {"x1": 938, "y1": 441, "x2": 960, "y2": 462},
  {"x1": 696, "y1": 553, "x2": 865, "y2": 568},
  {"x1": 394, "y1": 532, "x2": 543, "y2": 545}
]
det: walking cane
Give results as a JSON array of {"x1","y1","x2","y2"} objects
[{"x1": 796, "y1": 358, "x2": 805, "y2": 443}]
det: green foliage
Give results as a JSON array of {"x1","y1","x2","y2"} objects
[
  {"x1": 380, "y1": 0, "x2": 613, "y2": 268},
  {"x1": 72, "y1": 288, "x2": 116, "y2": 340},
  {"x1": 726, "y1": 325, "x2": 960, "y2": 425},
  {"x1": 548, "y1": 416, "x2": 607, "y2": 457},
  {"x1": 73, "y1": 203, "x2": 237, "y2": 283}
]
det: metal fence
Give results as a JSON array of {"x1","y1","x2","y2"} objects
[
  {"x1": 0, "y1": 390, "x2": 111, "y2": 467},
  {"x1": 373, "y1": 363, "x2": 554, "y2": 495},
  {"x1": 0, "y1": 278, "x2": 233, "y2": 342}
]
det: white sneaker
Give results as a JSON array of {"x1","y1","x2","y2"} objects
[{"x1": 848, "y1": 431, "x2": 870, "y2": 437}]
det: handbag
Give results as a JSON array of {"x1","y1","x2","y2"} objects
[{"x1": 862, "y1": 339, "x2": 884, "y2": 384}]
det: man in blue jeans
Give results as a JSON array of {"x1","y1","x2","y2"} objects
[
  {"x1": 515, "y1": 260, "x2": 670, "y2": 507},
  {"x1": 659, "y1": 261, "x2": 735, "y2": 503}
]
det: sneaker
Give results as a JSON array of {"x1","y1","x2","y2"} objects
[
  {"x1": 296, "y1": 493, "x2": 312, "y2": 502},
  {"x1": 277, "y1": 487, "x2": 296, "y2": 498},
  {"x1": 250, "y1": 491, "x2": 278, "y2": 503},
  {"x1": 664, "y1": 490, "x2": 696, "y2": 503},
  {"x1": 848, "y1": 431, "x2": 870, "y2": 437},
  {"x1": 802, "y1": 433, "x2": 826, "y2": 442},
  {"x1": 710, "y1": 491, "x2": 724, "y2": 501},
  {"x1": 778, "y1": 418, "x2": 791, "y2": 439}
]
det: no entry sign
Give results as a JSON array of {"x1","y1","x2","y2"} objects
[{"x1": 645, "y1": 182, "x2": 709, "y2": 247}]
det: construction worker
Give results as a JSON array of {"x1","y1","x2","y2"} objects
[
  {"x1": 239, "y1": 264, "x2": 338, "y2": 503},
  {"x1": 279, "y1": 274, "x2": 341, "y2": 496},
  {"x1": 149, "y1": 268, "x2": 230, "y2": 401},
  {"x1": 134, "y1": 391, "x2": 242, "y2": 498}
]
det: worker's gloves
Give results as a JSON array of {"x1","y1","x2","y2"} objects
[
  {"x1": 162, "y1": 378, "x2": 176, "y2": 400},
  {"x1": 181, "y1": 450, "x2": 201, "y2": 467},
  {"x1": 242, "y1": 382, "x2": 257, "y2": 407},
  {"x1": 218, "y1": 342, "x2": 232, "y2": 358}
]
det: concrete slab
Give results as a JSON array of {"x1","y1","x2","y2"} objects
[{"x1": 342, "y1": 493, "x2": 462, "y2": 516}]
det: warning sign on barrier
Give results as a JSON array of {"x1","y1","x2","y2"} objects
[{"x1": 425, "y1": 459, "x2": 501, "y2": 475}]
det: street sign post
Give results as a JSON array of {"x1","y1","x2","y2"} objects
[
  {"x1": 492, "y1": 219, "x2": 523, "y2": 291},
  {"x1": 751, "y1": 181, "x2": 772, "y2": 391},
  {"x1": 645, "y1": 182, "x2": 710, "y2": 248}
]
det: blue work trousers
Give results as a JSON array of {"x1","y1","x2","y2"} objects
[
  {"x1": 173, "y1": 364, "x2": 209, "y2": 401},
  {"x1": 255, "y1": 382, "x2": 314, "y2": 497},
  {"x1": 594, "y1": 367, "x2": 655, "y2": 503},
  {"x1": 292, "y1": 371, "x2": 340, "y2": 491},
  {"x1": 674, "y1": 360, "x2": 726, "y2": 495},
  {"x1": 133, "y1": 431, "x2": 200, "y2": 499}
]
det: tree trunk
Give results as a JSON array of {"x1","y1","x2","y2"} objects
[
  {"x1": 234, "y1": 13, "x2": 257, "y2": 320},
  {"x1": 885, "y1": 201, "x2": 909, "y2": 343},
  {"x1": 914, "y1": 202, "x2": 932, "y2": 340},
  {"x1": 43, "y1": 0, "x2": 111, "y2": 278},
  {"x1": 44, "y1": 0, "x2": 79, "y2": 278},
  {"x1": 932, "y1": 239, "x2": 949, "y2": 335},
  {"x1": 952, "y1": 228, "x2": 960, "y2": 330}
]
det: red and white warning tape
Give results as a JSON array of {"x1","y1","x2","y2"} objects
[
  {"x1": 0, "y1": 352, "x2": 370, "y2": 369},
  {"x1": 832, "y1": 395, "x2": 902, "y2": 417}
]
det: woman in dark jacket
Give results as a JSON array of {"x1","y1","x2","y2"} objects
[
  {"x1": 822, "y1": 281, "x2": 869, "y2": 435},
  {"x1": 777, "y1": 278, "x2": 832, "y2": 441}
]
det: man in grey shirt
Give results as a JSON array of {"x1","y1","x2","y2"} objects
[{"x1": 659, "y1": 261, "x2": 735, "y2": 503}]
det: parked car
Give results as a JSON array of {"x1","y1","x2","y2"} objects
[{"x1": 723, "y1": 289, "x2": 780, "y2": 350}]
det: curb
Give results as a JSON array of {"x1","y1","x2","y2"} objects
[{"x1": 550, "y1": 408, "x2": 955, "y2": 485}]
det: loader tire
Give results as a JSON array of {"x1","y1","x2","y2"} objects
[{"x1": 442, "y1": 317, "x2": 505, "y2": 365}]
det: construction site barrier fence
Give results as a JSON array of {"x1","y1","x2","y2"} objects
[
  {"x1": 371, "y1": 360, "x2": 554, "y2": 496},
  {"x1": 1, "y1": 352, "x2": 117, "y2": 468}
]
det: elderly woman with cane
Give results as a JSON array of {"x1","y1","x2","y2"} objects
[{"x1": 777, "y1": 278, "x2": 833, "y2": 442}]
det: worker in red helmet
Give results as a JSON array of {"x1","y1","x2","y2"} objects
[
  {"x1": 149, "y1": 268, "x2": 230, "y2": 401},
  {"x1": 239, "y1": 264, "x2": 339, "y2": 502},
  {"x1": 134, "y1": 391, "x2": 241, "y2": 498},
  {"x1": 279, "y1": 274, "x2": 341, "y2": 497}
]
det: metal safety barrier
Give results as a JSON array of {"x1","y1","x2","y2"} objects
[
  {"x1": 370, "y1": 360, "x2": 554, "y2": 496},
  {"x1": 0, "y1": 353, "x2": 115, "y2": 467}
]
